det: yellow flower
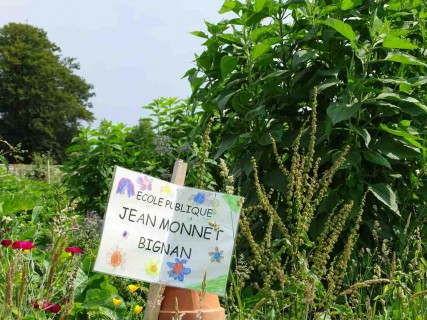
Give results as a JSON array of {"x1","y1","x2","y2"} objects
[
  {"x1": 67, "y1": 252, "x2": 72, "y2": 257},
  {"x1": 23, "y1": 249, "x2": 30, "y2": 254},
  {"x1": 112, "y1": 298, "x2": 122, "y2": 307},
  {"x1": 128, "y1": 284, "x2": 139, "y2": 293},
  {"x1": 134, "y1": 305, "x2": 143, "y2": 315},
  {"x1": 145, "y1": 258, "x2": 160, "y2": 276}
]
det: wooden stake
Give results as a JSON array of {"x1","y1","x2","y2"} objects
[{"x1": 144, "y1": 159, "x2": 188, "y2": 320}]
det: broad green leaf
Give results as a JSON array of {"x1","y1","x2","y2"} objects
[
  {"x1": 214, "y1": 135, "x2": 238, "y2": 159},
  {"x1": 219, "y1": 0, "x2": 241, "y2": 13},
  {"x1": 327, "y1": 102, "x2": 361, "y2": 125},
  {"x1": 292, "y1": 50, "x2": 316, "y2": 68},
  {"x1": 369, "y1": 183, "x2": 400, "y2": 215},
  {"x1": 31, "y1": 205, "x2": 43, "y2": 223},
  {"x1": 215, "y1": 89, "x2": 236, "y2": 112},
  {"x1": 190, "y1": 31, "x2": 208, "y2": 39},
  {"x1": 379, "y1": 124, "x2": 426, "y2": 151},
  {"x1": 245, "y1": 105, "x2": 265, "y2": 121},
  {"x1": 254, "y1": 0, "x2": 266, "y2": 12},
  {"x1": 349, "y1": 124, "x2": 370, "y2": 147},
  {"x1": 251, "y1": 43, "x2": 271, "y2": 60},
  {"x1": 384, "y1": 52, "x2": 427, "y2": 67},
  {"x1": 375, "y1": 136, "x2": 420, "y2": 160},
  {"x1": 376, "y1": 93, "x2": 427, "y2": 113},
  {"x1": 317, "y1": 79, "x2": 342, "y2": 92},
  {"x1": 383, "y1": 35, "x2": 417, "y2": 49},
  {"x1": 250, "y1": 37, "x2": 281, "y2": 60},
  {"x1": 363, "y1": 151, "x2": 392, "y2": 169},
  {"x1": 220, "y1": 55, "x2": 238, "y2": 78},
  {"x1": 320, "y1": 18, "x2": 356, "y2": 42},
  {"x1": 341, "y1": 0, "x2": 362, "y2": 10}
]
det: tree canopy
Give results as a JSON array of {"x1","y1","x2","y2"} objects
[{"x1": 0, "y1": 23, "x2": 94, "y2": 162}]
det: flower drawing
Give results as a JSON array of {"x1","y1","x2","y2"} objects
[
  {"x1": 167, "y1": 258, "x2": 191, "y2": 281},
  {"x1": 137, "y1": 176, "x2": 152, "y2": 191},
  {"x1": 145, "y1": 258, "x2": 161, "y2": 276},
  {"x1": 107, "y1": 246, "x2": 126, "y2": 268},
  {"x1": 209, "y1": 247, "x2": 224, "y2": 263},
  {"x1": 193, "y1": 192, "x2": 206, "y2": 205}
]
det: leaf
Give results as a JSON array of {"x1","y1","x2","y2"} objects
[
  {"x1": 349, "y1": 124, "x2": 370, "y2": 147},
  {"x1": 215, "y1": 89, "x2": 237, "y2": 112},
  {"x1": 363, "y1": 151, "x2": 392, "y2": 169},
  {"x1": 251, "y1": 43, "x2": 271, "y2": 60},
  {"x1": 219, "y1": 0, "x2": 242, "y2": 14},
  {"x1": 320, "y1": 18, "x2": 356, "y2": 42},
  {"x1": 31, "y1": 205, "x2": 43, "y2": 223},
  {"x1": 383, "y1": 52, "x2": 427, "y2": 67},
  {"x1": 379, "y1": 124, "x2": 425, "y2": 151},
  {"x1": 214, "y1": 135, "x2": 238, "y2": 159},
  {"x1": 220, "y1": 56, "x2": 238, "y2": 78},
  {"x1": 291, "y1": 50, "x2": 316, "y2": 68},
  {"x1": 245, "y1": 105, "x2": 265, "y2": 121},
  {"x1": 369, "y1": 183, "x2": 400, "y2": 216},
  {"x1": 376, "y1": 93, "x2": 427, "y2": 113},
  {"x1": 250, "y1": 37, "x2": 282, "y2": 61},
  {"x1": 254, "y1": 0, "x2": 266, "y2": 12},
  {"x1": 341, "y1": 0, "x2": 362, "y2": 10},
  {"x1": 383, "y1": 35, "x2": 418, "y2": 49},
  {"x1": 375, "y1": 136, "x2": 420, "y2": 160},
  {"x1": 317, "y1": 79, "x2": 342, "y2": 92},
  {"x1": 327, "y1": 102, "x2": 361, "y2": 125},
  {"x1": 190, "y1": 31, "x2": 208, "y2": 39}
]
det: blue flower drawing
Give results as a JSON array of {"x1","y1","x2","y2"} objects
[
  {"x1": 167, "y1": 258, "x2": 191, "y2": 281},
  {"x1": 209, "y1": 247, "x2": 224, "y2": 263},
  {"x1": 193, "y1": 192, "x2": 206, "y2": 205}
]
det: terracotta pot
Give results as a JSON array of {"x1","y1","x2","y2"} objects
[{"x1": 158, "y1": 287, "x2": 225, "y2": 320}]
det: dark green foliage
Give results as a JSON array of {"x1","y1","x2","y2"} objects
[
  {"x1": 0, "y1": 23, "x2": 94, "y2": 162},
  {"x1": 187, "y1": 0, "x2": 427, "y2": 247}
]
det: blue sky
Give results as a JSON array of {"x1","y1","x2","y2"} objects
[{"x1": 0, "y1": 0, "x2": 226, "y2": 126}]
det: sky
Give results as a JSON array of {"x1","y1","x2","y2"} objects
[{"x1": 0, "y1": 0, "x2": 227, "y2": 127}]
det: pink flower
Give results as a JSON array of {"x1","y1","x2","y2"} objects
[
  {"x1": 1, "y1": 239, "x2": 12, "y2": 247},
  {"x1": 12, "y1": 241, "x2": 35, "y2": 250},
  {"x1": 65, "y1": 247, "x2": 83, "y2": 255},
  {"x1": 42, "y1": 302, "x2": 61, "y2": 313}
]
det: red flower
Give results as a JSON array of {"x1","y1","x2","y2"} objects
[
  {"x1": 12, "y1": 241, "x2": 35, "y2": 250},
  {"x1": 65, "y1": 247, "x2": 83, "y2": 255},
  {"x1": 33, "y1": 301, "x2": 40, "y2": 309},
  {"x1": 42, "y1": 302, "x2": 61, "y2": 313},
  {"x1": 1, "y1": 239, "x2": 12, "y2": 247}
]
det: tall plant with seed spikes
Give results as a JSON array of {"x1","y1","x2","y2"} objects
[{"x1": 233, "y1": 88, "x2": 365, "y2": 318}]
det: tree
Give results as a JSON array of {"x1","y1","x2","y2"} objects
[
  {"x1": 187, "y1": 0, "x2": 427, "y2": 271},
  {"x1": 0, "y1": 23, "x2": 94, "y2": 162}
]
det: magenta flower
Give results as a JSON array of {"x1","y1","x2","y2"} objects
[
  {"x1": 12, "y1": 241, "x2": 35, "y2": 250},
  {"x1": 65, "y1": 247, "x2": 83, "y2": 255},
  {"x1": 1, "y1": 239, "x2": 12, "y2": 247},
  {"x1": 34, "y1": 301, "x2": 61, "y2": 313}
]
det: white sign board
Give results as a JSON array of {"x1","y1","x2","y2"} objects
[{"x1": 94, "y1": 166, "x2": 243, "y2": 296}]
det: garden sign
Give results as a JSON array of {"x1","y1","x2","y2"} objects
[{"x1": 94, "y1": 166, "x2": 243, "y2": 296}]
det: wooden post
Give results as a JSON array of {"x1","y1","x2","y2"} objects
[
  {"x1": 46, "y1": 160, "x2": 51, "y2": 184},
  {"x1": 144, "y1": 159, "x2": 188, "y2": 320},
  {"x1": 144, "y1": 159, "x2": 226, "y2": 319}
]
